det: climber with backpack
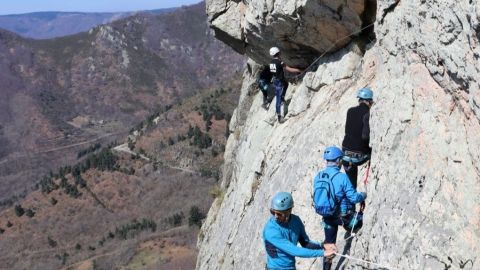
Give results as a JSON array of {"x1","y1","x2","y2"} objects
[
  {"x1": 342, "y1": 87, "x2": 374, "y2": 188},
  {"x1": 263, "y1": 192, "x2": 337, "y2": 270},
  {"x1": 269, "y1": 47, "x2": 302, "y2": 123},
  {"x1": 257, "y1": 65, "x2": 274, "y2": 109},
  {"x1": 312, "y1": 146, "x2": 367, "y2": 270}
]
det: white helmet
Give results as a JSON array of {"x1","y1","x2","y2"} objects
[{"x1": 269, "y1": 47, "x2": 280, "y2": 57}]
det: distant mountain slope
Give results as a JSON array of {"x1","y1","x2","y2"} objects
[
  {"x1": 0, "y1": 3, "x2": 245, "y2": 268},
  {"x1": 0, "y1": 2, "x2": 244, "y2": 201},
  {"x1": 0, "y1": 75, "x2": 242, "y2": 269},
  {"x1": 0, "y1": 8, "x2": 175, "y2": 39}
]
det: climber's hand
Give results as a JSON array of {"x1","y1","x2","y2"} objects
[
  {"x1": 323, "y1": 244, "x2": 337, "y2": 259},
  {"x1": 360, "y1": 201, "x2": 366, "y2": 211}
]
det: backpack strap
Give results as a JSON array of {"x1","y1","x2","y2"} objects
[{"x1": 328, "y1": 171, "x2": 341, "y2": 208}]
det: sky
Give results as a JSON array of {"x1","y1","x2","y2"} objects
[{"x1": 0, "y1": 0, "x2": 202, "y2": 15}]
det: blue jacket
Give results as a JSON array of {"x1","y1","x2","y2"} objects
[
  {"x1": 313, "y1": 165, "x2": 366, "y2": 215},
  {"x1": 263, "y1": 214, "x2": 323, "y2": 269}
]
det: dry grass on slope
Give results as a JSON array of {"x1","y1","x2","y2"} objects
[{"x1": 0, "y1": 74, "x2": 243, "y2": 270}]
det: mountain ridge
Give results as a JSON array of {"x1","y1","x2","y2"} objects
[
  {"x1": 0, "y1": 8, "x2": 175, "y2": 39},
  {"x1": 0, "y1": 2, "x2": 244, "y2": 203}
]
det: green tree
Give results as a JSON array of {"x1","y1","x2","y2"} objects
[
  {"x1": 191, "y1": 126, "x2": 212, "y2": 149},
  {"x1": 61, "y1": 252, "x2": 69, "y2": 265},
  {"x1": 166, "y1": 212, "x2": 184, "y2": 227},
  {"x1": 225, "y1": 113, "x2": 231, "y2": 138},
  {"x1": 114, "y1": 218, "x2": 156, "y2": 240},
  {"x1": 63, "y1": 182, "x2": 82, "y2": 198},
  {"x1": 39, "y1": 177, "x2": 59, "y2": 194},
  {"x1": 14, "y1": 204, "x2": 25, "y2": 217},
  {"x1": 127, "y1": 138, "x2": 135, "y2": 150},
  {"x1": 74, "y1": 174, "x2": 87, "y2": 188},
  {"x1": 60, "y1": 177, "x2": 68, "y2": 189},
  {"x1": 187, "y1": 125, "x2": 194, "y2": 138},
  {"x1": 48, "y1": 236, "x2": 57, "y2": 247},
  {"x1": 25, "y1": 209, "x2": 35, "y2": 218},
  {"x1": 205, "y1": 118, "x2": 212, "y2": 131},
  {"x1": 188, "y1": 206, "x2": 205, "y2": 228},
  {"x1": 50, "y1": 197, "x2": 58, "y2": 205}
]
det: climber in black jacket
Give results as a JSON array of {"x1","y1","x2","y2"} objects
[
  {"x1": 341, "y1": 87, "x2": 374, "y2": 188},
  {"x1": 269, "y1": 47, "x2": 302, "y2": 123}
]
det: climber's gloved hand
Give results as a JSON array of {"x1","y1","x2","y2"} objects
[{"x1": 360, "y1": 201, "x2": 366, "y2": 211}]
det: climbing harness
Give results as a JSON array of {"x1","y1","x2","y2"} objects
[
  {"x1": 293, "y1": 22, "x2": 376, "y2": 81},
  {"x1": 334, "y1": 253, "x2": 400, "y2": 270},
  {"x1": 343, "y1": 150, "x2": 370, "y2": 165}
]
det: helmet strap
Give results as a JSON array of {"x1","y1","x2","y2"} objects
[{"x1": 359, "y1": 99, "x2": 373, "y2": 106}]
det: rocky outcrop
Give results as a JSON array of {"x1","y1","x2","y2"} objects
[
  {"x1": 206, "y1": 0, "x2": 368, "y2": 66},
  {"x1": 197, "y1": 0, "x2": 480, "y2": 269}
]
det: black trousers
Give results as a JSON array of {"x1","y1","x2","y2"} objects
[
  {"x1": 322, "y1": 213, "x2": 363, "y2": 270},
  {"x1": 342, "y1": 149, "x2": 370, "y2": 188},
  {"x1": 342, "y1": 161, "x2": 358, "y2": 189}
]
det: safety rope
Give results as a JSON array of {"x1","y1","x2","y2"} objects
[
  {"x1": 350, "y1": 211, "x2": 359, "y2": 235},
  {"x1": 334, "y1": 253, "x2": 401, "y2": 270},
  {"x1": 293, "y1": 22, "x2": 376, "y2": 80},
  {"x1": 344, "y1": 231, "x2": 358, "y2": 242},
  {"x1": 363, "y1": 160, "x2": 371, "y2": 185}
]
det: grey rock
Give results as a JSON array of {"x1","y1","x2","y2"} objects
[
  {"x1": 198, "y1": 0, "x2": 480, "y2": 270},
  {"x1": 206, "y1": 0, "x2": 365, "y2": 67}
]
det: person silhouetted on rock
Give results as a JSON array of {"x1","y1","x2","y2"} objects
[
  {"x1": 312, "y1": 146, "x2": 366, "y2": 270},
  {"x1": 263, "y1": 191, "x2": 336, "y2": 270},
  {"x1": 269, "y1": 47, "x2": 302, "y2": 123},
  {"x1": 342, "y1": 87, "x2": 374, "y2": 188}
]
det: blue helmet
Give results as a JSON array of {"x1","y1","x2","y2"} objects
[
  {"x1": 323, "y1": 146, "x2": 343, "y2": 161},
  {"x1": 270, "y1": 192, "x2": 294, "y2": 211},
  {"x1": 357, "y1": 87, "x2": 373, "y2": 100}
]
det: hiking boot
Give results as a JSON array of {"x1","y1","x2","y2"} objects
[
  {"x1": 277, "y1": 115, "x2": 286, "y2": 123},
  {"x1": 262, "y1": 102, "x2": 269, "y2": 110}
]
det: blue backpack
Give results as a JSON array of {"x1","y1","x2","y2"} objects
[{"x1": 313, "y1": 172, "x2": 340, "y2": 217}]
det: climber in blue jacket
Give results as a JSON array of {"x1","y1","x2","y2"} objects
[
  {"x1": 263, "y1": 192, "x2": 336, "y2": 269},
  {"x1": 313, "y1": 146, "x2": 367, "y2": 270}
]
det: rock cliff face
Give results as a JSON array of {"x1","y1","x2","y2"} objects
[
  {"x1": 197, "y1": 0, "x2": 480, "y2": 270},
  {"x1": 206, "y1": 0, "x2": 371, "y2": 67}
]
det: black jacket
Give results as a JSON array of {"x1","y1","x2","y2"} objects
[
  {"x1": 342, "y1": 103, "x2": 371, "y2": 154},
  {"x1": 259, "y1": 65, "x2": 272, "y2": 82},
  {"x1": 269, "y1": 58, "x2": 284, "y2": 81}
]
